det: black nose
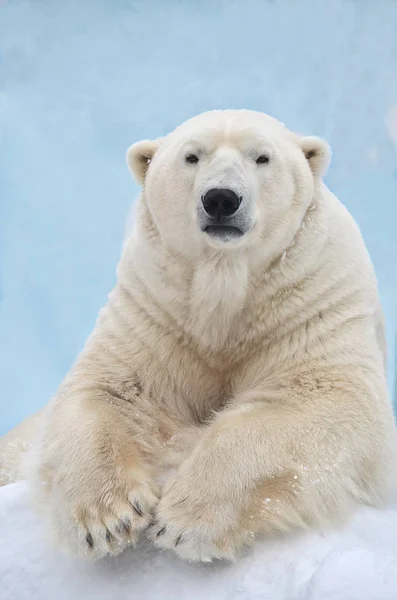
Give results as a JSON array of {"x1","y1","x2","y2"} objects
[{"x1": 202, "y1": 188, "x2": 241, "y2": 218}]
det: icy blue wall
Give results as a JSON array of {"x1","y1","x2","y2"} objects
[{"x1": 1, "y1": 0, "x2": 397, "y2": 435}]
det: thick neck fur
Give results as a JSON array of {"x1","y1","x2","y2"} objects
[
  {"x1": 116, "y1": 186, "x2": 329, "y2": 368},
  {"x1": 84, "y1": 185, "x2": 377, "y2": 426}
]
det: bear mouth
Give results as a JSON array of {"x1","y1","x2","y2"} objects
[{"x1": 204, "y1": 225, "x2": 244, "y2": 241}]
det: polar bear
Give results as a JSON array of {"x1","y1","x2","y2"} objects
[{"x1": 1, "y1": 109, "x2": 397, "y2": 563}]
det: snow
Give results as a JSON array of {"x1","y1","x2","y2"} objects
[{"x1": 1, "y1": 482, "x2": 397, "y2": 600}]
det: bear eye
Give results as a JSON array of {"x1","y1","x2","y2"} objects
[
  {"x1": 256, "y1": 154, "x2": 270, "y2": 164},
  {"x1": 185, "y1": 153, "x2": 199, "y2": 164}
]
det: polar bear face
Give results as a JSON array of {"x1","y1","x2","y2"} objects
[{"x1": 127, "y1": 110, "x2": 330, "y2": 256}]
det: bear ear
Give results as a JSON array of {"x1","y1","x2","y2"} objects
[
  {"x1": 299, "y1": 136, "x2": 331, "y2": 178},
  {"x1": 126, "y1": 138, "x2": 162, "y2": 185}
]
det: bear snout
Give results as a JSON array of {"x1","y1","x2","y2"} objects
[{"x1": 201, "y1": 188, "x2": 242, "y2": 219}]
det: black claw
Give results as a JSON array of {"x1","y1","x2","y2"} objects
[
  {"x1": 122, "y1": 518, "x2": 131, "y2": 533},
  {"x1": 156, "y1": 526, "x2": 166, "y2": 538},
  {"x1": 86, "y1": 533, "x2": 94, "y2": 549},
  {"x1": 116, "y1": 518, "x2": 131, "y2": 535},
  {"x1": 132, "y1": 502, "x2": 143, "y2": 517},
  {"x1": 175, "y1": 534, "x2": 183, "y2": 547},
  {"x1": 105, "y1": 530, "x2": 113, "y2": 543}
]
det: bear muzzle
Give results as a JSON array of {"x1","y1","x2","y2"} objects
[{"x1": 199, "y1": 188, "x2": 247, "y2": 242}]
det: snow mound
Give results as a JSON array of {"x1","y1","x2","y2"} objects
[{"x1": 1, "y1": 482, "x2": 397, "y2": 600}]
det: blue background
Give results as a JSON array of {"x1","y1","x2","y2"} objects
[{"x1": 1, "y1": 0, "x2": 396, "y2": 435}]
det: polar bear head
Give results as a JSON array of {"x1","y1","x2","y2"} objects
[{"x1": 126, "y1": 110, "x2": 330, "y2": 257}]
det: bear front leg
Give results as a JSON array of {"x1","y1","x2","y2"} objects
[
  {"x1": 32, "y1": 389, "x2": 159, "y2": 559},
  {"x1": 151, "y1": 370, "x2": 396, "y2": 562}
]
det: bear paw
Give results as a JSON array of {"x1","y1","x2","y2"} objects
[
  {"x1": 148, "y1": 473, "x2": 247, "y2": 562},
  {"x1": 46, "y1": 474, "x2": 159, "y2": 559}
]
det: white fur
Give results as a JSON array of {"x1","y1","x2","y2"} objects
[{"x1": 1, "y1": 109, "x2": 396, "y2": 563}]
